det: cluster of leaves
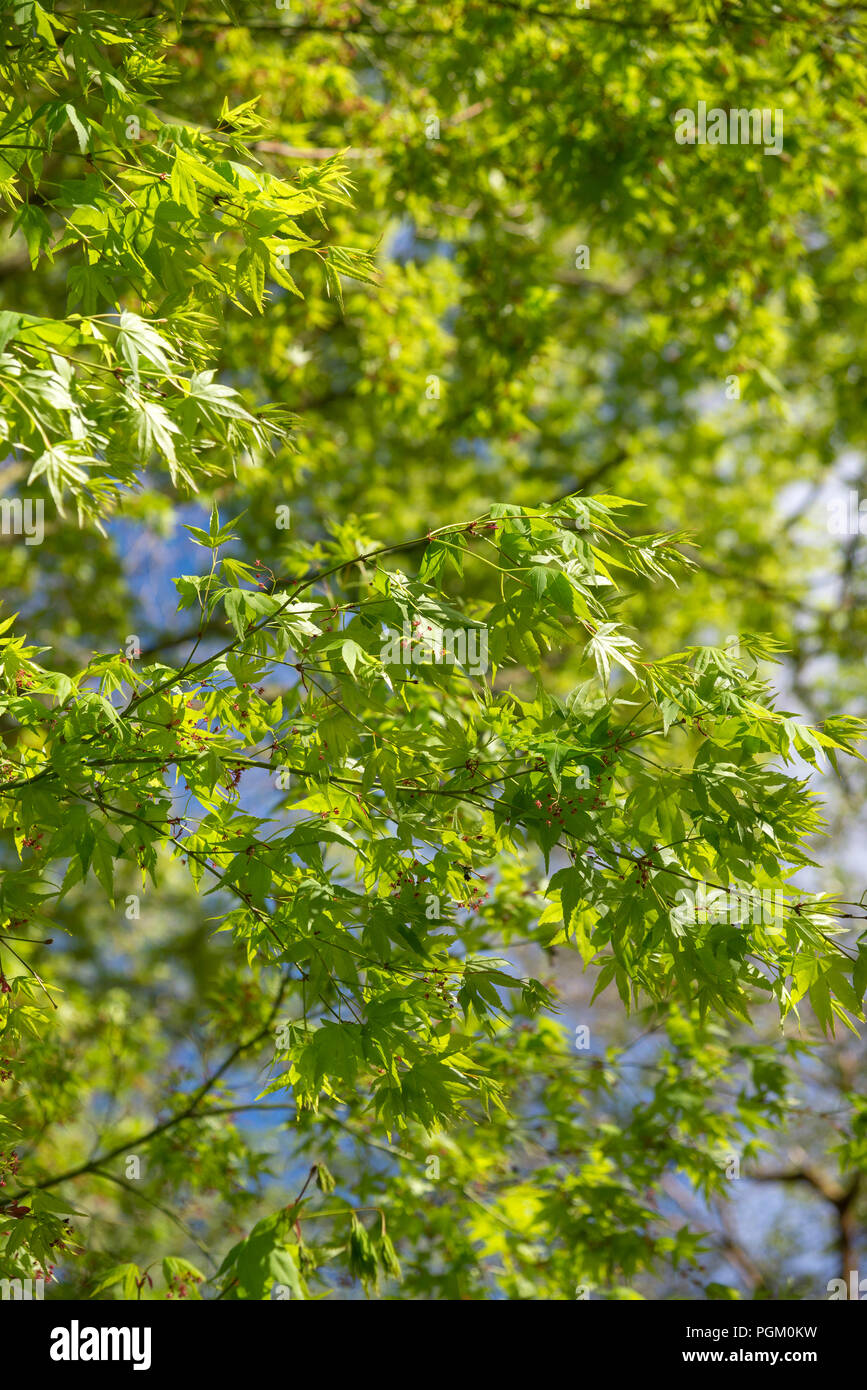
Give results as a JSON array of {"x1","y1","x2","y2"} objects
[
  {"x1": 0, "y1": 1, "x2": 374, "y2": 522},
  {"x1": 2, "y1": 485, "x2": 865, "y2": 1292}
]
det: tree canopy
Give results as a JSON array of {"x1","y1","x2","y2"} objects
[{"x1": 1, "y1": 0, "x2": 866, "y2": 1302}]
